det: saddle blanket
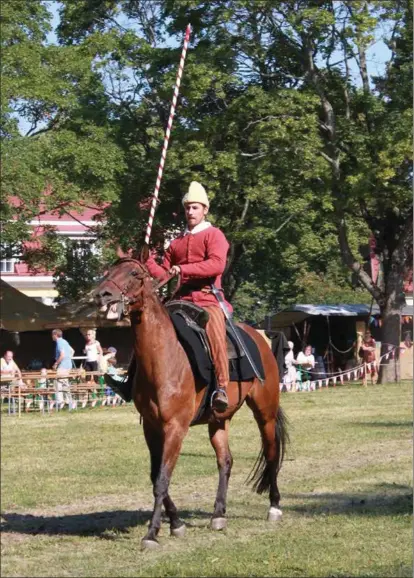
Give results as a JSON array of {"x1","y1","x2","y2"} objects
[{"x1": 169, "y1": 312, "x2": 265, "y2": 387}]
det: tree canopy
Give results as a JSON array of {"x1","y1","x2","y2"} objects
[{"x1": 1, "y1": 1, "x2": 411, "y2": 347}]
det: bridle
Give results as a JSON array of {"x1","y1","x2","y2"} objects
[{"x1": 102, "y1": 258, "x2": 175, "y2": 316}]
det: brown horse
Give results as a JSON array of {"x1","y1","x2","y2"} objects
[{"x1": 93, "y1": 249, "x2": 288, "y2": 549}]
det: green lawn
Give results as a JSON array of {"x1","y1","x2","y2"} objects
[{"x1": 1, "y1": 382, "x2": 412, "y2": 577}]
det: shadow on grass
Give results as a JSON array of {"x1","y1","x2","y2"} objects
[
  {"x1": 350, "y1": 420, "x2": 413, "y2": 428},
  {"x1": 0, "y1": 507, "x2": 247, "y2": 538},
  {"x1": 285, "y1": 483, "x2": 413, "y2": 517}
]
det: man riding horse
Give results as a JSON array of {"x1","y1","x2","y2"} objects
[{"x1": 106, "y1": 181, "x2": 231, "y2": 413}]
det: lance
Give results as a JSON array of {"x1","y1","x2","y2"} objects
[{"x1": 144, "y1": 24, "x2": 191, "y2": 245}]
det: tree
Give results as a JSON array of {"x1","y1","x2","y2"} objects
[
  {"x1": 161, "y1": 0, "x2": 412, "y2": 380},
  {"x1": 1, "y1": 0, "x2": 125, "y2": 271},
  {"x1": 4, "y1": 0, "x2": 410, "y2": 377},
  {"x1": 55, "y1": 0, "x2": 372, "y2": 318}
]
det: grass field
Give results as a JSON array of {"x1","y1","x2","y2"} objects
[{"x1": 1, "y1": 382, "x2": 412, "y2": 577}]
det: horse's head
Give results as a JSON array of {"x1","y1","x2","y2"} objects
[{"x1": 94, "y1": 246, "x2": 151, "y2": 319}]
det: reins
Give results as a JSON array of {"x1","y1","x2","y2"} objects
[{"x1": 105, "y1": 257, "x2": 178, "y2": 316}]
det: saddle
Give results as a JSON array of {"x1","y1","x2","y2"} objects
[
  {"x1": 106, "y1": 301, "x2": 265, "y2": 424},
  {"x1": 165, "y1": 301, "x2": 264, "y2": 386},
  {"x1": 167, "y1": 300, "x2": 247, "y2": 360}
]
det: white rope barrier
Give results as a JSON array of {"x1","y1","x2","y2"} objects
[{"x1": 304, "y1": 344, "x2": 405, "y2": 389}]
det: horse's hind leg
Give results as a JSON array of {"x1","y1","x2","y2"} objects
[
  {"x1": 246, "y1": 392, "x2": 288, "y2": 522},
  {"x1": 209, "y1": 419, "x2": 233, "y2": 530},
  {"x1": 143, "y1": 422, "x2": 185, "y2": 544}
]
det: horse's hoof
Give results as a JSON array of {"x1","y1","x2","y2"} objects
[
  {"x1": 171, "y1": 523, "x2": 186, "y2": 538},
  {"x1": 267, "y1": 507, "x2": 282, "y2": 522},
  {"x1": 210, "y1": 517, "x2": 227, "y2": 531},
  {"x1": 141, "y1": 538, "x2": 160, "y2": 550}
]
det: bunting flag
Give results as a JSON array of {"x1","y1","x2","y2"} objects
[
  {"x1": 366, "y1": 363, "x2": 371, "y2": 374},
  {"x1": 385, "y1": 353, "x2": 390, "y2": 361},
  {"x1": 310, "y1": 381, "x2": 315, "y2": 391},
  {"x1": 347, "y1": 372, "x2": 351, "y2": 380},
  {"x1": 318, "y1": 380, "x2": 322, "y2": 388},
  {"x1": 354, "y1": 370, "x2": 358, "y2": 381},
  {"x1": 340, "y1": 374, "x2": 344, "y2": 384},
  {"x1": 333, "y1": 376, "x2": 337, "y2": 386}
]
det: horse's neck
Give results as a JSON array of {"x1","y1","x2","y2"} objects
[{"x1": 130, "y1": 291, "x2": 176, "y2": 360}]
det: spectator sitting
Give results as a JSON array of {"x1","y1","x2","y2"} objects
[
  {"x1": 296, "y1": 345, "x2": 315, "y2": 391},
  {"x1": 99, "y1": 346, "x2": 117, "y2": 373},
  {"x1": 104, "y1": 354, "x2": 125, "y2": 405},
  {"x1": 1, "y1": 350, "x2": 23, "y2": 385}
]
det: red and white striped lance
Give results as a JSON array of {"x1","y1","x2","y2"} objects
[{"x1": 145, "y1": 24, "x2": 191, "y2": 245}]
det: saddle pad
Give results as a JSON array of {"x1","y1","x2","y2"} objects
[{"x1": 169, "y1": 312, "x2": 265, "y2": 386}]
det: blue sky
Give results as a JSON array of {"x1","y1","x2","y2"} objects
[{"x1": 18, "y1": 1, "x2": 392, "y2": 134}]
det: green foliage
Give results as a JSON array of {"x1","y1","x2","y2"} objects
[
  {"x1": 2, "y1": 0, "x2": 411, "y2": 321},
  {"x1": 53, "y1": 239, "x2": 103, "y2": 304}
]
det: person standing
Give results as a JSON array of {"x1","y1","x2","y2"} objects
[
  {"x1": 51, "y1": 329, "x2": 74, "y2": 407},
  {"x1": 283, "y1": 341, "x2": 297, "y2": 392},
  {"x1": 145, "y1": 181, "x2": 231, "y2": 412},
  {"x1": 360, "y1": 330, "x2": 377, "y2": 386},
  {"x1": 83, "y1": 329, "x2": 103, "y2": 380}
]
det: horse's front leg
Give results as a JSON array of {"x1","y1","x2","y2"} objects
[
  {"x1": 209, "y1": 419, "x2": 233, "y2": 531},
  {"x1": 142, "y1": 420, "x2": 186, "y2": 549}
]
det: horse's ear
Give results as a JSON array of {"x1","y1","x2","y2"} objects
[{"x1": 140, "y1": 243, "x2": 150, "y2": 264}]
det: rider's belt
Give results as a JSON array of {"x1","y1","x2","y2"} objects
[{"x1": 176, "y1": 283, "x2": 221, "y2": 297}]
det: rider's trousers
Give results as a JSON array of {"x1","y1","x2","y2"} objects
[{"x1": 204, "y1": 306, "x2": 229, "y2": 390}]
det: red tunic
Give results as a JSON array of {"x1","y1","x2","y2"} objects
[{"x1": 146, "y1": 225, "x2": 232, "y2": 312}]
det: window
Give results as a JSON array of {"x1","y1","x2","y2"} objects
[{"x1": 0, "y1": 259, "x2": 16, "y2": 273}]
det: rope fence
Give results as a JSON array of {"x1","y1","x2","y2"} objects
[{"x1": 292, "y1": 344, "x2": 405, "y2": 392}]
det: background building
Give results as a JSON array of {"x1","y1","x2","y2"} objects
[{"x1": 1, "y1": 202, "x2": 103, "y2": 306}]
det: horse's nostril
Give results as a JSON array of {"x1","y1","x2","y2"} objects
[{"x1": 95, "y1": 289, "x2": 113, "y2": 302}]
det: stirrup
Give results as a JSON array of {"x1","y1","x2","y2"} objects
[{"x1": 210, "y1": 388, "x2": 228, "y2": 409}]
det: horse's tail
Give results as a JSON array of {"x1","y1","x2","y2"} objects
[{"x1": 246, "y1": 406, "x2": 289, "y2": 495}]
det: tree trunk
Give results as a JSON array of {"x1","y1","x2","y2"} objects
[{"x1": 378, "y1": 274, "x2": 403, "y2": 384}]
